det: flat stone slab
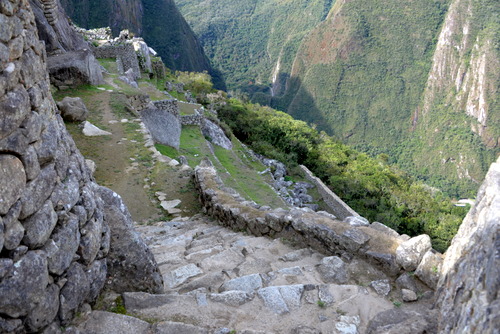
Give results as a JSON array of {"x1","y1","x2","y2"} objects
[
  {"x1": 82, "y1": 121, "x2": 112, "y2": 136},
  {"x1": 78, "y1": 311, "x2": 150, "y2": 334},
  {"x1": 165, "y1": 264, "x2": 203, "y2": 289},
  {"x1": 219, "y1": 274, "x2": 263, "y2": 293},
  {"x1": 161, "y1": 200, "x2": 181, "y2": 210}
]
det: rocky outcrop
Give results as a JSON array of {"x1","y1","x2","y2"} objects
[
  {"x1": 201, "y1": 119, "x2": 233, "y2": 150},
  {"x1": 435, "y1": 157, "x2": 500, "y2": 333},
  {"x1": 98, "y1": 187, "x2": 164, "y2": 294},
  {"x1": 28, "y1": 0, "x2": 104, "y2": 88},
  {"x1": 0, "y1": 1, "x2": 160, "y2": 331},
  {"x1": 28, "y1": 0, "x2": 88, "y2": 54},
  {"x1": 47, "y1": 49, "x2": 103, "y2": 88}
]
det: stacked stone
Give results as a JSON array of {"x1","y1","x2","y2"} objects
[
  {"x1": 40, "y1": 0, "x2": 56, "y2": 25},
  {"x1": 93, "y1": 44, "x2": 141, "y2": 80},
  {"x1": 0, "y1": 1, "x2": 111, "y2": 332},
  {"x1": 152, "y1": 99, "x2": 180, "y2": 117},
  {"x1": 193, "y1": 159, "x2": 443, "y2": 288}
]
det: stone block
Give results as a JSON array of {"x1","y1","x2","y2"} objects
[
  {"x1": 396, "y1": 235, "x2": 432, "y2": 271},
  {"x1": 317, "y1": 256, "x2": 349, "y2": 284},
  {"x1": 22, "y1": 200, "x2": 57, "y2": 248},
  {"x1": 0, "y1": 155, "x2": 26, "y2": 215}
]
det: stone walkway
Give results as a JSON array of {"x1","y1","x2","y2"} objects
[{"x1": 76, "y1": 214, "x2": 434, "y2": 333}]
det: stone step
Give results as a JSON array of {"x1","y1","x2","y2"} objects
[{"x1": 130, "y1": 216, "x2": 431, "y2": 333}]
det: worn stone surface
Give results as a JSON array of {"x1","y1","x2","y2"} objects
[
  {"x1": 370, "y1": 279, "x2": 391, "y2": 296},
  {"x1": 209, "y1": 291, "x2": 253, "y2": 306},
  {"x1": 219, "y1": 273, "x2": 263, "y2": 293},
  {"x1": 402, "y1": 289, "x2": 418, "y2": 302},
  {"x1": 78, "y1": 311, "x2": 151, "y2": 334},
  {"x1": 0, "y1": 251, "x2": 49, "y2": 318},
  {"x1": 201, "y1": 119, "x2": 233, "y2": 150},
  {"x1": 0, "y1": 155, "x2": 25, "y2": 215},
  {"x1": 415, "y1": 250, "x2": 442, "y2": 289},
  {"x1": 57, "y1": 97, "x2": 89, "y2": 122},
  {"x1": 45, "y1": 213, "x2": 80, "y2": 275},
  {"x1": 22, "y1": 200, "x2": 58, "y2": 248},
  {"x1": 141, "y1": 107, "x2": 182, "y2": 150},
  {"x1": 436, "y1": 157, "x2": 500, "y2": 333},
  {"x1": 155, "y1": 321, "x2": 209, "y2": 334},
  {"x1": 98, "y1": 186, "x2": 164, "y2": 294},
  {"x1": 367, "y1": 307, "x2": 438, "y2": 334},
  {"x1": 82, "y1": 121, "x2": 112, "y2": 136},
  {"x1": 165, "y1": 263, "x2": 203, "y2": 289},
  {"x1": 396, "y1": 235, "x2": 432, "y2": 271},
  {"x1": 317, "y1": 256, "x2": 349, "y2": 284}
]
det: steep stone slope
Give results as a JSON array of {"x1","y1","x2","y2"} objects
[
  {"x1": 411, "y1": 0, "x2": 500, "y2": 193},
  {"x1": 436, "y1": 156, "x2": 500, "y2": 332}
]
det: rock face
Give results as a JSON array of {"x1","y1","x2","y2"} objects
[
  {"x1": 140, "y1": 108, "x2": 182, "y2": 150},
  {"x1": 29, "y1": 0, "x2": 103, "y2": 87},
  {"x1": 435, "y1": 157, "x2": 500, "y2": 333},
  {"x1": 201, "y1": 119, "x2": 233, "y2": 150},
  {"x1": 0, "y1": 1, "x2": 161, "y2": 331},
  {"x1": 98, "y1": 187, "x2": 164, "y2": 294}
]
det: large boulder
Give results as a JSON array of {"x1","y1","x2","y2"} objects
[
  {"x1": 48, "y1": 49, "x2": 104, "y2": 88},
  {"x1": 140, "y1": 108, "x2": 181, "y2": 150},
  {"x1": 395, "y1": 234, "x2": 432, "y2": 271},
  {"x1": 98, "y1": 187, "x2": 164, "y2": 294},
  {"x1": 201, "y1": 119, "x2": 233, "y2": 150},
  {"x1": 57, "y1": 97, "x2": 89, "y2": 122}
]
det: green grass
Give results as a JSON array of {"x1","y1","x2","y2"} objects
[
  {"x1": 179, "y1": 102, "x2": 201, "y2": 115},
  {"x1": 155, "y1": 143, "x2": 179, "y2": 159}
]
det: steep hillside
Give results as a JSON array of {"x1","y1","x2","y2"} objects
[
  {"x1": 175, "y1": 0, "x2": 334, "y2": 99},
  {"x1": 178, "y1": 0, "x2": 499, "y2": 197},
  {"x1": 410, "y1": 0, "x2": 500, "y2": 195},
  {"x1": 60, "y1": 0, "x2": 222, "y2": 86}
]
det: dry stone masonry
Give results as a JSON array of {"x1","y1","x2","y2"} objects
[
  {"x1": 0, "y1": 1, "x2": 162, "y2": 332},
  {"x1": 193, "y1": 159, "x2": 441, "y2": 284}
]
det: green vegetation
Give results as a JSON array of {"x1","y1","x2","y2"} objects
[
  {"x1": 178, "y1": 0, "x2": 499, "y2": 198},
  {"x1": 217, "y1": 98, "x2": 469, "y2": 252},
  {"x1": 317, "y1": 300, "x2": 326, "y2": 308}
]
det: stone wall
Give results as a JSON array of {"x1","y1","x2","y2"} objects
[
  {"x1": 152, "y1": 99, "x2": 179, "y2": 117},
  {"x1": 181, "y1": 114, "x2": 203, "y2": 126},
  {"x1": 435, "y1": 157, "x2": 500, "y2": 333},
  {"x1": 0, "y1": 1, "x2": 161, "y2": 332},
  {"x1": 299, "y1": 165, "x2": 359, "y2": 220},
  {"x1": 194, "y1": 159, "x2": 441, "y2": 285},
  {"x1": 93, "y1": 44, "x2": 141, "y2": 79}
]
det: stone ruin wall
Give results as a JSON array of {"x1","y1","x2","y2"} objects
[
  {"x1": 152, "y1": 99, "x2": 179, "y2": 117},
  {"x1": 299, "y1": 165, "x2": 359, "y2": 220},
  {"x1": 193, "y1": 159, "x2": 441, "y2": 288},
  {"x1": 0, "y1": 1, "x2": 109, "y2": 331},
  {"x1": 152, "y1": 99, "x2": 204, "y2": 126},
  {"x1": 181, "y1": 114, "x2": 204, "y2": 126},
  {"x1": 0, "y1": 1, "x2": 161, "y2": 332},
  {"x1": 93, "y1": 44, "x2": 141, "y2": 79}
]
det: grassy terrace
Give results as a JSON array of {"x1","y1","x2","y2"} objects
[{"x1": 156, "y1": 126, "x2": 286, "y2": 208}]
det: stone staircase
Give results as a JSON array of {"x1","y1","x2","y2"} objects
[{"x1": 73, "y1": 214, "x2": 435, "y2": 334}]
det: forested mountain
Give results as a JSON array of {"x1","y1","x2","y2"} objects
[
  {"x1": 60, "y1": 0, "x2": 224, "y2": 87},
  {"x1": 176, "y1": 0, "x2": 499, "y2": 197}
]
